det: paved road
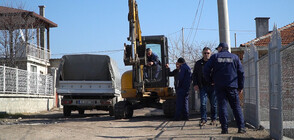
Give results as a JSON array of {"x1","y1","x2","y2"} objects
[{"x1": 0, "y1": 108, "x2": 271, "y2": 140}]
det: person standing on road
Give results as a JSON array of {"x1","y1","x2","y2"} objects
[
  {"x1": 192, "y1": 47, "x2": 217, "y2": 126},
  {"x1": 173, "y1": 57, "x2": 191, "y2": 121},
  {"x1": 203, "y1": 43, "x2": 246, "y2": 134}
]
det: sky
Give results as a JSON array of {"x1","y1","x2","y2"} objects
[{"x1": 1, "y1": 0, "x2": 294, "y2": 73}]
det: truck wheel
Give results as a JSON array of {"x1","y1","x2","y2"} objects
[
  {"x1": 114, "y1": 101, "x2": 133, "y2": 119},
  {"x1": 63, "y1": 106, "x2": 71, "y2": 117},
  {"x1": 109, "y1": 107, "x2": 114, "y2": 116},
  {"x1": 78, "y1": 109, "x2": 85, "y2": 115},
  {"x1": 125, "y1": 104, "x2": 133, "y2": 119},
  {"x1": 163, "y1": 99, "x2": 176, "y2": 118}
]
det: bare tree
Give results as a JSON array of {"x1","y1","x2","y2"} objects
[
  {"x1": 0, "y1": 3, "x2": 37, "y2": 67},
  {"x1": 168, "y1": 38, "x2": 217, "y2": 69}
]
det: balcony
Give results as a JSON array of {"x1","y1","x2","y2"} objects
[{"x1": 16, "y1": 43, "x2": 50, "y2": 63}]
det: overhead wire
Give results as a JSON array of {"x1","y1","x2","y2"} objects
[
  {"x1": 190, "y1": 0, "x2": 205, "y2": 45},
  {"x1": 51, "y1": 49, "x2": 124, "y2": 56},
  {"x1": 185, "y1": 0, "x2": 202, "y2": 45}
]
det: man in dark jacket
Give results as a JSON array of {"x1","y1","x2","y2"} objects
[
  {"x1": 192, "y1": 47, "x2": 217, "y2": 126},
  {"x1": 203, "y1": 43, "x2": 246, "y2": 134},
  {"x1": 173, "y1": 57, "x2": 191, "y2": 121},
  {"x1": 144, "y1": 48, "x2": 161, "y2": 81}
]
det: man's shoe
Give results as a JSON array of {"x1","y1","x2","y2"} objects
[
  {"x1": 238, "y1": 128, "x2": 246, "y2": 134},
  {"x1": 171, "y1": 118, "x2": 180, "y2": 121},
  {"x1": 221, "y1": 129, "x2": 228, "y2": 134},
  {"x1": 210, "y1": 120, "x2": 217, "y2": 125},
  {"x1": 199, "y1": 120, "x2": 207, "y2": 126},
  {"x1": 182, "y1": 117, "x2": 189, "y2": 121}
]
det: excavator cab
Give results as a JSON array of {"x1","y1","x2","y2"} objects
[{"x1": 142, "y1": 35, "x2": 169, "y2": 88}]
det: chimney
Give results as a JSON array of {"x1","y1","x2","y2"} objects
[
  {"x1": 255, "y1": 17, "x2": 270, "y2": 38},
  {"x1": 39, "y1": 5, "x2": 45, "y2": 17},
  {"x1": 39, "y1": 5, "x2": 45, "y2": 49}
]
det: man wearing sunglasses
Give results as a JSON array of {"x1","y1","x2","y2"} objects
[{"x1": 192, "y1": 47, "x2": 218, "y2": 126}]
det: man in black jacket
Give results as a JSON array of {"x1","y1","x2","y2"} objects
[{"x1": 192, "y1": 47, "x2": 217, "y2": 126}]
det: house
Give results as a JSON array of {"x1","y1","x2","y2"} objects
[
  {"x1": 232, "y1": 17, "x2": 294, "y2": 60},
  {"x1": 0, "y1": 5, "x2": 57, "y2": 74}
]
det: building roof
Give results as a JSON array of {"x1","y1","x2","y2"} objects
[
  {"x1": 0, "y1": 6, "x2": 57, "y2": 29},
  {"x1": 241, "y1": 22, "x2": 294, "y2": 47}
]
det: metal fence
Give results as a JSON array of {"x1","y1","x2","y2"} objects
[
  {"x1": 0, "y1": 65, "x2": 53, "y2": 95},
  {"x1": 243, "y1": 44, "x2": 260, "y2": 129},
  {"x1": 243, "y1": 25, "x2": 294, "y2": 139}
]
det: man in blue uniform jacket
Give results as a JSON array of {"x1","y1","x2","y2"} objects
[
  {"x1": 173, "y1": 57, "x2": 191, "y2": 121},
  {"x1": 144, "y1": 48, "x2": 161, "y2": 81},
  {"x1": 203, "y1": 43, "x2": 246, "y2": 134}
]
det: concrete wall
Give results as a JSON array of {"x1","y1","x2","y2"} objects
[
  {"x1": 27, "y1": 62, "x2": 48, "y2": 74},
  {"x1": 0, "y1": 94, "x2": 54, "y2": 114}
]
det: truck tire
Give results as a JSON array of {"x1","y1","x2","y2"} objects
[
  {"x1": 109, "y1": 106, "x2": 114, "y2": 116},
  {"x1": 63, "y1": 106, "x2": 71, "y2": 117},
  {"x1": 114, "y1": 101, "x2": 133, "y2": 119},
  {"x1": 109, "y1": 97, "x2": 117, "y2": 116},
  {"x1": 78, "y1": 109, "x2": 85, "y2": 115},
  {"x1": 163, "y1": 99, "x2": 176, "y2": 118}
]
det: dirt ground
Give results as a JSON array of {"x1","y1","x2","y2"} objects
[{"x1": 0, "y1": 108, "x2": 271, "y2": 140}]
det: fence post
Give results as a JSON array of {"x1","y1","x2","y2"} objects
[
  {"x1": 16, "y1": 67, "x2": 18, "y2": 93},
  {"x1": 27, "y1": 71, "x2": 29, "y2": 94},
  {"x1": 45, "y1": 75, "x2": 47, "y2": 95},
  {"x1": 36, "y1": 73, "x2": 39, "y2": 95},
  {"x1": 268, "y1": 25, "x2": 283, "y2": 140},
  {"x1": 3, "y1": 64, "x2": 5, "y2": 93}
]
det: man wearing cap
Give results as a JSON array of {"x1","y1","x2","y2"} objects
[
  {"x1": 203, "y1": 43, "x2": 246, "y2": 134},
  {"x1": 173, "y1": 57, "x2": 191, "y2": 121},
  {"x1": 192, "y1": 47, "x2": 217, "y2": 126},
  {"x1": 144, "y1": 48, "x2": 161, "y2": 81}
]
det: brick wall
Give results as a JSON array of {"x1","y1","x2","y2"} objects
[
  {"x1": 256, "y1": 43, "x2": 294, "y2": 121},
  {"x1": 281, "y1": 44, "x2": 294, "y2": 121}
]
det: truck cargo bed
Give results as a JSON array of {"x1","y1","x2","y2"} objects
[{"x1": 57, "y1": 81, "x2": 120, "y2": 96}]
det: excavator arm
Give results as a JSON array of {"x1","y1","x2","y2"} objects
[
  {"x1": 124, "y1": 0, "x2": 146, "y2": 94},
  {"x1": 128, "y1": 0, "x2": 142, "y2": 47}
]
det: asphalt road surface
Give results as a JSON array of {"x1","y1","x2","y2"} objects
[{"x1": 0, "y1": 108, "x2": 271, "y2": 140}]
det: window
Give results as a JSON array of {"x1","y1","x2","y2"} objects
[{"x1": 30, "y1": 65, "x2": 37, "y2": 73}]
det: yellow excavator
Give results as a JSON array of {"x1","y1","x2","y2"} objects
[{"x1": 114, "y1": 0, "x2": 176, "y2": 119}]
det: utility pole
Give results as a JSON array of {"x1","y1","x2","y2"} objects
[
  {"x1": 182, "y1": 27, "x2": 185, "y2": 58},
  {"x1": 217, "y1": 0, "x2": 231, "y2": 52},
  {"x1": 234, "y1": 33, "x2": 237, "y2": 48}
]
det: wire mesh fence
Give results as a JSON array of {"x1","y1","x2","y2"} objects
[{"x1": 242, "y1": 26, "x2": 294, "y2": 139}]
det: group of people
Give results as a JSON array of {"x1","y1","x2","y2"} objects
[{"x1": 167, "y1": 42, "x2": 246, "y2": 134}]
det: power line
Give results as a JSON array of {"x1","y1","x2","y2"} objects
[
  {"x1": 51, "y1": 49, "x2": 124, "y2": 56},
  {"x1": 185, "y1": 0, "x2": 203, "y2": 44},
  {"x1": 186, "y1": 28, "x2": 255, "y2": 32},
  {"x1": 190, "y1": 0, "x2": 205, "y2": 45},
  {"x1": 168, "y1": 28, "x2": 255, "y2": 36}
]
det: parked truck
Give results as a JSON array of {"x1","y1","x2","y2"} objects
[{"x1": 56, "y1": 55, "x2": 121, "y2": 117}]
